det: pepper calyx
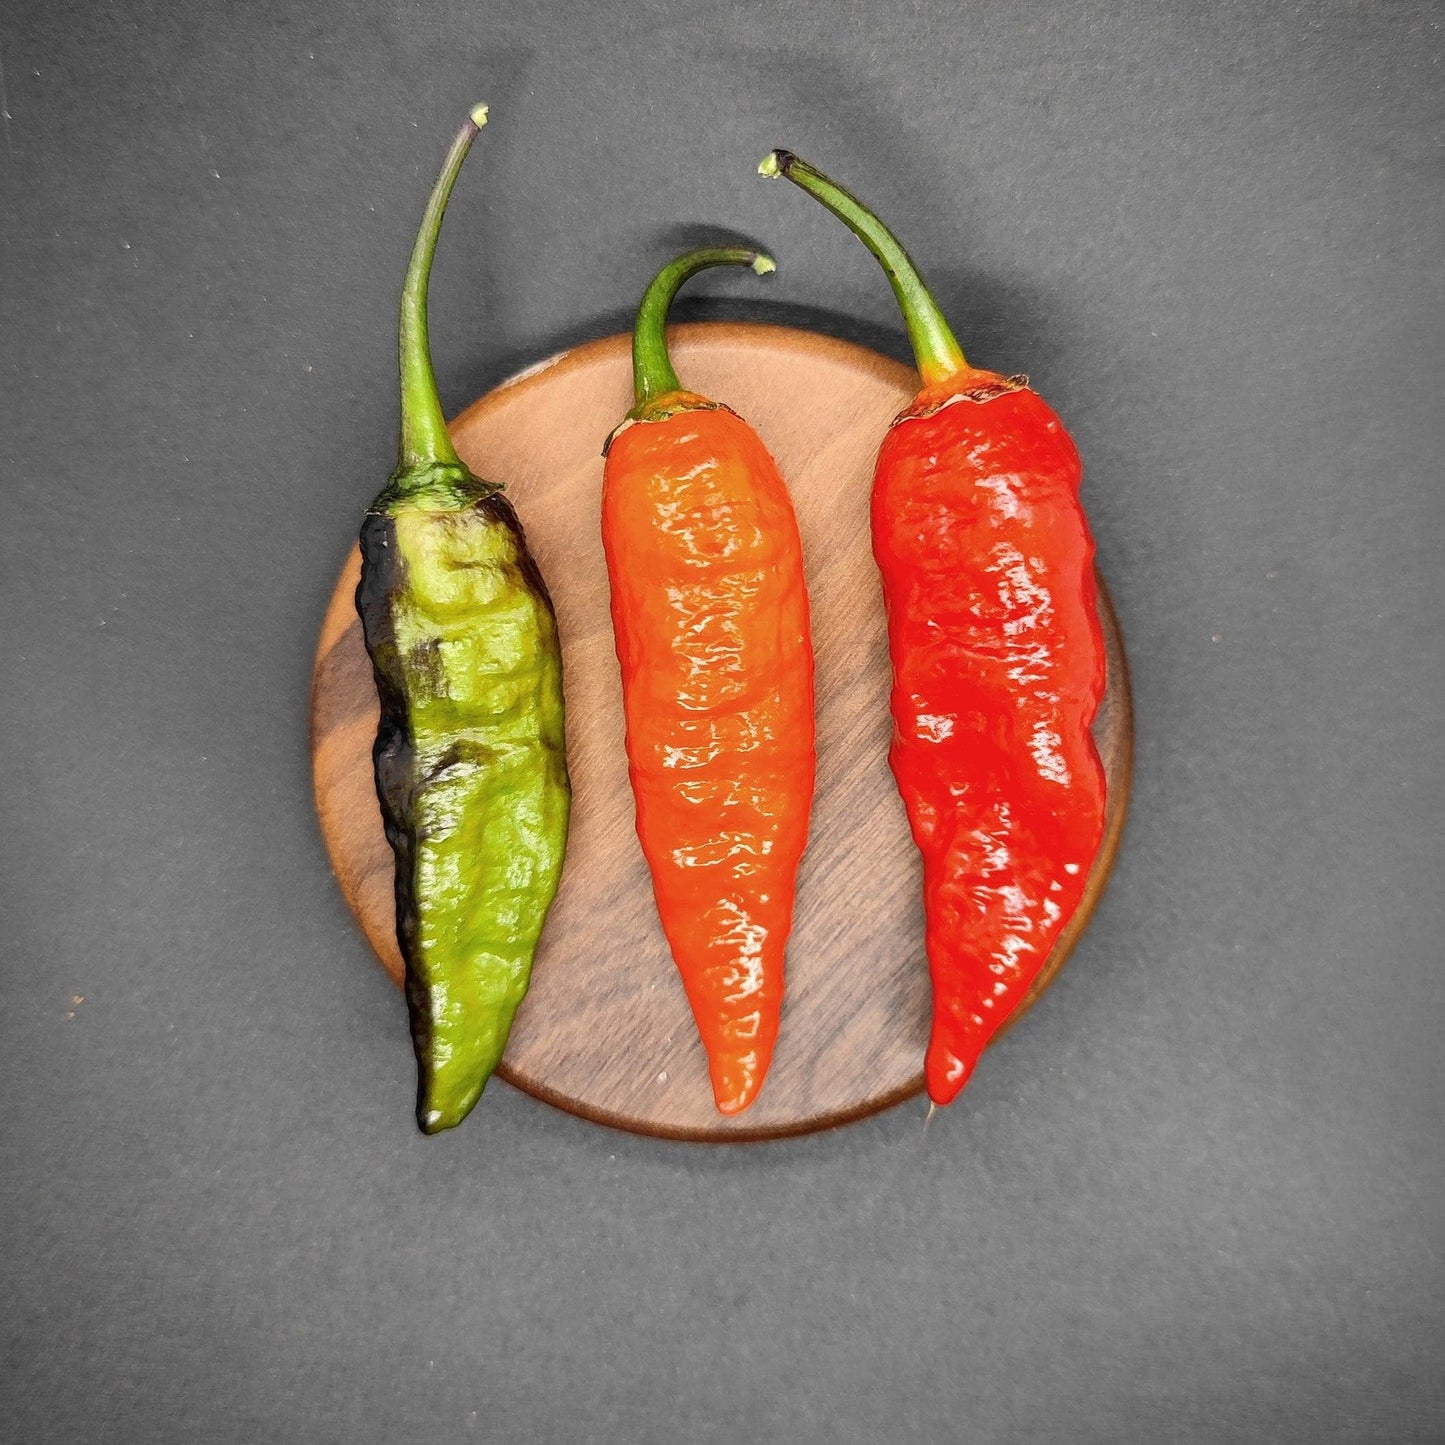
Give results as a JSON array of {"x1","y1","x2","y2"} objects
[
  {"x1": 368, "y1": 460, "x2": 504, "y2": 514},
  {"x1": 891, "y1": 372, "x2": 1031, "y2": 427},
  {"x1": 603, "y1": 392, "x2": 737, "y2": 456}
]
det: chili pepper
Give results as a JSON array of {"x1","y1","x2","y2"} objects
[
  {"x1": 355, "y1": 105, "x2": 570, "y2": 1134},
  {"x1": 761, "y1": 151, "x2": 1107, "y2": 1106},
  {"x1": 601, "y1": 247, "x2": 815, "y2": 1115}
]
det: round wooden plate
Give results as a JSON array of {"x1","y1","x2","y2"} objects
[{"x1": 311, "y1": 322, "x2": 1133, "y2": 1141}]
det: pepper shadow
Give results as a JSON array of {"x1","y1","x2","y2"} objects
[
  {"x1": 446, "y1": 31, "x2": 1088, "y2": 398},
  {"x1": 724, "y1": 41, "x2": 1084, "y2": 385},
  {"x1": 453, "y1": 213, "x2": 913, "y2": 402},
  {"x1": 454, "y1": 264, "x2": 1076, "y2": 409}
]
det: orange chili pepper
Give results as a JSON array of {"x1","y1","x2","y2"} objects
[{"x1": 601, "y1": 247, "x2": 816, "y2": 1114}]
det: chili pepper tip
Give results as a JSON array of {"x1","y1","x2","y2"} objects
[
  {"x1": 468, "y1": 102, "x2": 489, "y2": 129},
  {"x1": 751, "y1": 254, "x2": 776, "y2": 276},
  {"x1": 758, "y1": 150, "x2": 793, "y2": 178}
]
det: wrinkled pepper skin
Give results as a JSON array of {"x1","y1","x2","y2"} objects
[
  {"x1": 356, "y1": 106, "x2": 570, "y2": 1134},
  {"x1": 763, "y1": 151, "x2": 1106, "y2": 1105},
  {"x1": 358, "y1": 471, "x2": 568, "y2": 1134},
  {"x1": 875, "y1": 379, "x2": 1105, "y2": 1104},
  {"x1": 602, "y1": 248, "x2": 814, "y2": 1115}
]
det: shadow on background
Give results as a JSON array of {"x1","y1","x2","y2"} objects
[{"x1": 458, "y1": 268, "x2": 1072, "y2": 409}]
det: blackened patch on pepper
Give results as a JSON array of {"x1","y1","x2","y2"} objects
[
  {"x1": 357, "y1": 510, "x2": 428, "y2": 1047},
  {"x1": 405, "y1": 635, "x2": 445, "y2": 697},
  {"x1": 479, "y1": 492, "x2": 558, "y2": 616}
]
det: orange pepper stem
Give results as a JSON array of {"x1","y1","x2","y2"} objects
[
  {"x1": 631, "y1": 246, "x2": 776, "y2": 416},
  {"x1": 759, "y1": 149, "x2": 967, "y2": 389},
  {"x1": 397, "y1": 103, "x2": 488, "y2": 472}
]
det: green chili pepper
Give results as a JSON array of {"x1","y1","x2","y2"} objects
[{"x1": 355, "y1": 104, "x2": 570, "y2": 1135}]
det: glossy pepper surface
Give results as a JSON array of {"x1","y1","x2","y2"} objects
[
  {"x1": 356, "y1": 106, "x2": 570, "y2": 1134},
  {"x1": 762, "y1": 151, "x2": 1106, "y2": 1106},
  {"x1": 602, "y1": 247, "x2": 815, "y2": 1115}
]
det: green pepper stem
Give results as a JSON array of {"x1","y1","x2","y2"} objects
[
  {"x1": 397, "y1": 103, "x2": 489, "y2": 471},
  {"x1": 631, "y1": 247, "x2": 776, "y2": 412},
  {"x1": 759, "y1": 149, "x2": 966, "y2": 387}
]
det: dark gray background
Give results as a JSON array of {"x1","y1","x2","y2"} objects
[{"x1": 2, "y1": 0, "x2": 1441, "y2": 1440}]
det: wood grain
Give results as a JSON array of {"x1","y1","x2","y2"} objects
[{"x1": 310, "y1": 323, "x2": 1134, "y2": 1141}]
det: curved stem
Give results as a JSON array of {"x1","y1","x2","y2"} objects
[
  {"x1": 397, "y1": 103, "x2": 488, "y2": 471},
  {"x1": 759, "y1": 150, "x2": 966, "y2": 387},
  {"x1": 632, "y1": 246, "x2": 776, "y2": 412}
]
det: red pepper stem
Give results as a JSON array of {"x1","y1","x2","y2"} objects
[
  {"x1": 397, "y1": 103, "x2": 488, "y2": 472},
  {"x1": 631, "y1": 247, "x2": 776, "y2": 414},
  {"x1": 759, "y1": 150, "x2": 967, "y2": 388}
]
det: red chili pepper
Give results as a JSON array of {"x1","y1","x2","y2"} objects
[
  {"x1": 762, "y1": 152, "x2": 1107, "y2": 1106},
  {"x1": 602, "y1": 247, "x2": 816, "y2": 1114}
]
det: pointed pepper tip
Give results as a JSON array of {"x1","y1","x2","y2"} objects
[{"x1": 417, "y1": 1106, "x2": 450, "y2": 1135}]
